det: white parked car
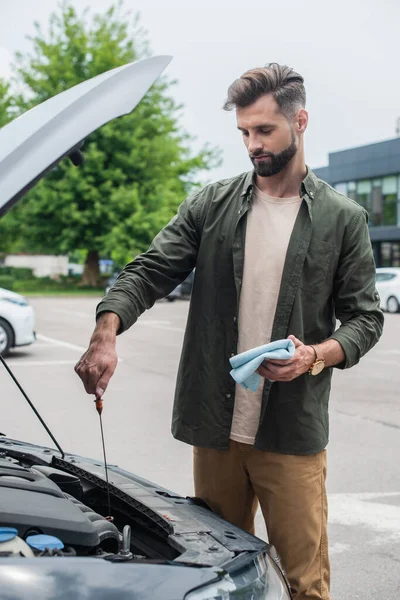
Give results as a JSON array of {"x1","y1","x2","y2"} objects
[
  {"x1": 0, "y1": 287, "x2": 36, "y2": 355},
  {"x1": 375, "y1": 267, "x2": 400, "y2": 313}
]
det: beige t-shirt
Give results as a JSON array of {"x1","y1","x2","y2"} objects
[{"x1": 229, "y1": 184, "x2": 302, "y2": 445}]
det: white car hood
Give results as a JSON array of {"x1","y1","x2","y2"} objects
[
  {"x1": 0, "y1": 288, "x2": 26, "y2": 302},
  {"x1": 0, "y1": 55, "x2": 172, "y2": 218}
]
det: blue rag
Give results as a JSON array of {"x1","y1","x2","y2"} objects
[{"x1": 229, "y1": 339, "x2": 295, "y2": 392}]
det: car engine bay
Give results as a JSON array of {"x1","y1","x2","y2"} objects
[
  {"x1": 0, "y1": 455, "x2": 137, "y2": 561},
  {"x1": 0, "y1": 440, "x2": 269, "y2": 568}
]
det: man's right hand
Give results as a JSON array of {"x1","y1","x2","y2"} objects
[{"x1": 75, "y1": 312, "x2": 120, "y2": 400}]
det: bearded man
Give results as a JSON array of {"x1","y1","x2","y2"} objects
[{"x1": 76, "y1": 63, "x2": 383, "y2": 600}]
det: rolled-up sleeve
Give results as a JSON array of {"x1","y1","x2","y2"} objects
[{"x1": 330, "y1": 209, "x2": 384, "y2": 369}]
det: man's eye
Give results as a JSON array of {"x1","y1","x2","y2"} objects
[
  {"x1": 260, "y1": 129, "x2": 272, "y2": 135},
  {"x1": 241, "y1": 131, "x2": 249, "y2": 137}
]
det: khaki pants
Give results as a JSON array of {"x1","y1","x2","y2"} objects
[{"x1": 193, "y1": 441, "x2": 330, "y2": 600}]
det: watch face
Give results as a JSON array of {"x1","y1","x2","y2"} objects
[{"x1": 311, "y1": 360, "x2": 325, "y2": 375}]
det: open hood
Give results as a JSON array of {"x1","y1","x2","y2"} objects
[{"x1": 0, "y1": 55, "x2": 172, "y2": 218}]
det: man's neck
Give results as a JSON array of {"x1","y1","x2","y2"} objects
[{"x1": 255, "y1": 153, "x2": 307, "y2": 198}]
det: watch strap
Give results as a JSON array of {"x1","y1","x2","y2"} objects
[
  {"x1": 308, "y1": 345, "x2": 325, "y2": 375},
  {"x1": 310, "y1": 345, "x2": 318, "y2": 361}
]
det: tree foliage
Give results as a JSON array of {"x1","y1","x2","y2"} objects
[{"x1": 1, "y1": 2, "x2": 219, "y2": 284}]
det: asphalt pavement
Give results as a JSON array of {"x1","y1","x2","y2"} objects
[{"x1": 2, "y1": 296, "x2": 400, "y2": 599}]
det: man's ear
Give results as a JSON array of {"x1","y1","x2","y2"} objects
[{"x1": 295, "y1": 109, "x2": 308, "y2": 134}]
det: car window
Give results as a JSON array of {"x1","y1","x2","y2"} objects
[{"x1": 376, "y1": 273, "x2": 397, "y2": 282}]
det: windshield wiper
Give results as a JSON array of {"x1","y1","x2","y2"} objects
[{"x1": 0, "y1": 354, "x2": 65, "y2": 458}]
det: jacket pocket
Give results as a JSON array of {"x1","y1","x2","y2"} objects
[{"x1": 298, "y1": 239, "x2": 335, "y2": 293}]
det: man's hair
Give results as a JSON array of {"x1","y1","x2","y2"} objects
[{"x1": 223, "y1": 63, "x2": 306, "y2": 119}]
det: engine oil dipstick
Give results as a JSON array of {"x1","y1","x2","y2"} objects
[{"x1": 94, "y1": 398, "x2": 112, "y2": 520}]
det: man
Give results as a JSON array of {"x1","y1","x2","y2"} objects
[{"x1": 75, "y1": 63, "x2": 383, "y2": 599}]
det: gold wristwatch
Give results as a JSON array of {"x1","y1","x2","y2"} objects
[{"x1": 308, "y1": 345, "x2": 325, "y2": 376}]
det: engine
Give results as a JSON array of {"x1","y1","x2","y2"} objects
[{"x1": 0, "y1": 457, "x2": 120, "y2": 558}]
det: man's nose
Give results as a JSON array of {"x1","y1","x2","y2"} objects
[{"x1": 247, "y1": 135, "x2": 263, "y2": 156}]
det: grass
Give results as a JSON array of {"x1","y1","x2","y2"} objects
[{"x1": 24, "y1": 288, "x2": 105, "y2": 297}]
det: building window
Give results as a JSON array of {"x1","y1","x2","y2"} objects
[
  {"x1": 381, "y1": 242, "x2": 400, "y2": 267},
  {"x1": 382, "y1": 176, "x2": 397, "y2": 226},
  {"x1": 371, "y1": 179, "x2": 382, "y2": 226},
  {"x1": 347, "y1": 181, "x2": 356, "y2": 202},
  {"x1": 334, "y1": 176, "x2": 399, "y2": 228},
  {"x1": 356, "y1": 180, "x2": 372, "y2": 213},
  {"x1": 334, "y1": 183, "x2": 347, "y2": 195}
]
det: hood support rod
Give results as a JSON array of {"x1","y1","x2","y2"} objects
[{"x1": 0, "y1": 354, "x2": 65, "y2": 459}]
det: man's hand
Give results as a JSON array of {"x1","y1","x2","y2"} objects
[
  {"x1": 257, "y1": 335, "x2": 315, "y2": 382},
  {"x1": 75, "y1": 313, "x2": 120, "y2": 399}
]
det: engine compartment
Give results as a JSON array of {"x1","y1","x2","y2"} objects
[
  {"x1": 0, "y1": 457, "x2": 123, "y2": 559},
  {"x1": 0, "y1": 439, "x2": 268, "y2": 570},
  {"x1": 0, "y1": 448, "x2": 202, "y2": 564}
]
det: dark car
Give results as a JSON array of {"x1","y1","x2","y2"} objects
[
  {"x1": 0, "y1": 57, "x2": 291, "y2": 599},
  {"x1": 104, "y1": 271, "x2": 119, "y2": 295},
  {"x1": 166, "y1": 271, "x2": 194, "y2": 301},
  {"x1": 179, "y1": 270, "x2": 195, "y2": 296}
]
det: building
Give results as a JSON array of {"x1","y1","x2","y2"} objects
[
  {"x1": 313, "y1": 137, "x2": 400, "y2": 267},
  {"x1": 3, "y1": 254, "x2": 69, "y2": 277}
]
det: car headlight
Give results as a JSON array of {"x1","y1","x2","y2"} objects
[
  {"x1": 185, "y1": 551, "x2": 291, "y2": 599},
  {"x1": 0, "y1": 297, "x2": 29, "y2": 307}
]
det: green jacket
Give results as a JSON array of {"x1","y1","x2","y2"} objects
[{"x1": 97, "y1": 168, "x2": 384, "y2": 455}]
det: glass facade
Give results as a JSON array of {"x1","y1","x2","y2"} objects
[
  {"x1": 334, "y1": 175, "x2": 400, "y2": 227},
  {"x1": 380, "y1": 242, "x2": 400, "y2": 267},
  {"x1": 314, "y1": 138, "x2": 400, "y2": 268},
  {"x1": 333, "y1": 175, "x2": 400, "y2": 267}
]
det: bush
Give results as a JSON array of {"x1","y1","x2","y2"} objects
[
  {"x1": 12, "y1": 278, "x2": 60, "y2": 292},
  {"x1": 11, "y1": 278, "x2": 104, "y2": 294},
  {"x1": 58, "y1": 274, "x2": 83, "y2": 284},
  {"x1": 0, "y1": 276, "x2": 14, "y2": 290},
  {"x1": 0, "y1": 266, "x2": 35, "y2": 280}
]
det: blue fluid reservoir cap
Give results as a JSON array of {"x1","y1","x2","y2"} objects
[
  {"x1": 26, "y1": 534, "x2": 64, "y2": 551},
  {"x1": 0, "y1": 527, "x2": 18, "y2": 543}
]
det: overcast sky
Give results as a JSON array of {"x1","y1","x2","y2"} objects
[{"x1": 0, "y1": 0, "x2": 399, "y2": 182}]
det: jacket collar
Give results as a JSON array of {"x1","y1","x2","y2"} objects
[
  {"x1": 240, "y1": 170, "x2": 254, "y2": 198},
  {"x1": 301, "y1": 167, "x2": 319, "y2": 200},
  {"x1": 240, "y1": 165, "x2": 319, "y2": 201}
]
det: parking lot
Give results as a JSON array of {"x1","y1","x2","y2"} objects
[{"x1": 2, "y1": 296, "x2": 400, "y2": 598}]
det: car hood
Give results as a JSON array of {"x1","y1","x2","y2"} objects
[
  {"x1": 0, "y1": 288, "x2": 27, "y2": 303},
  {"x1": 0, "y1": 558, "x2": 219, "y2": 600},
  {"x1": 0, "y1": 55, "x2": 171, "y2": 218},
  {"x1": 0, "y1": 435, "x2": 288, "y2": 598}
]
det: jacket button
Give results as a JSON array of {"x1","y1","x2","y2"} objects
[
  {"x1": 231, "y1": 352, "x2": 235, "y2": 357},
  {"x1": 225, "y1": 393, "x2": 232, "y2": 399},
  {"x1": 233, "y1": 316, "x2": 237, "y2": 322}
]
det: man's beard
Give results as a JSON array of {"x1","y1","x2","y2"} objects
[{"x1": 250, "y1": 132, "x2": 297, "y2": 177}]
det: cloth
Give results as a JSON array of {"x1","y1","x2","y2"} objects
[
  {"x1": 230, "y1": 338, "x2": 295, "y2": 392},
  {"x1": 230, "y1": 185, "x2": 301, "y2": 444},
  {"x1": 193, "y1": 442, "x2": 330, "y2": 600},
  {"x1": 96, "y1": 167, "x2": 383, "y2": 454}
]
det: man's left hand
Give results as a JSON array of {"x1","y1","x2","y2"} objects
[{"x1": 257, "y1": 335, "x2": 315, "y2": 382}]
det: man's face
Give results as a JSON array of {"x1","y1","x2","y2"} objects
[{"x1": 236, "y1": 94, "x2": 298, "y2": 177}]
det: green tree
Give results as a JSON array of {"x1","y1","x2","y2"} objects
[
  {"x1": 2, "y1": 1, "x2": 219, "y2": 284},
  {"x1": 0, "y1": 79, "x2": 20, "y2": 256}
]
